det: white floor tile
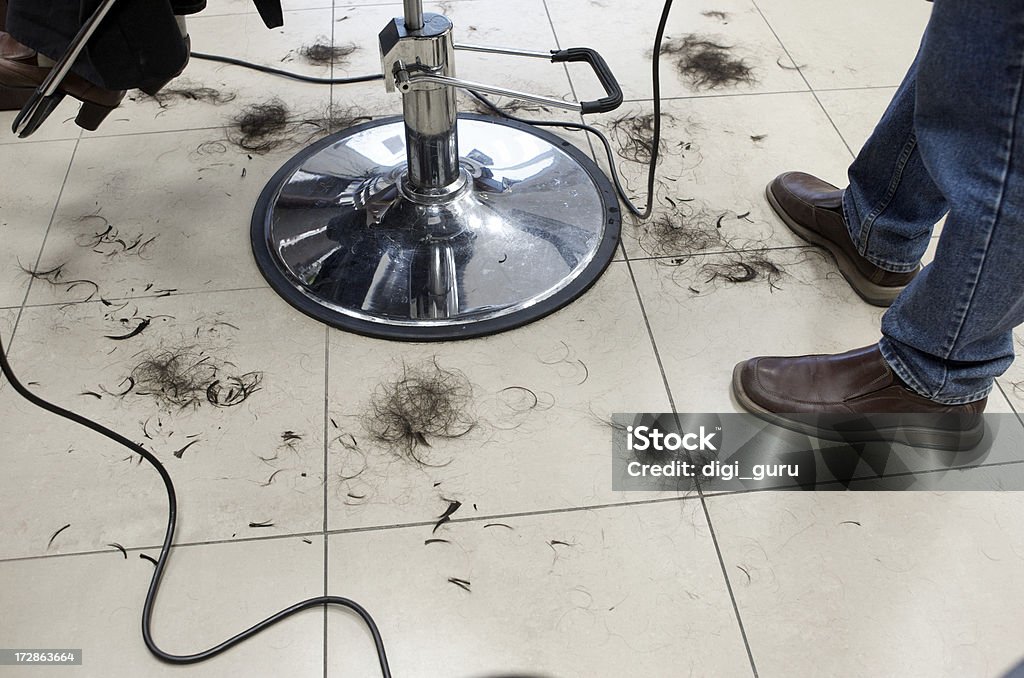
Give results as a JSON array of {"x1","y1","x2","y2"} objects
[
  {"x1": 25, "y1": 129, "x2": 290, "y2": 303},
  {"x1": 816, "y1": 86, "x2": 896, "y2": 156},
  {"x1": 326, "y1": 499, "x2": 753, "y2": 677},
  {"x1": 0, "y1": 537, "x2": 325, "y2": 677},
  {"x1": 0, "y1": 289, "x2": 326, "y2": 556},
  {"x1": 324, "y1": 262, "x2": 674, "y2": 531},
  {"x1": 0, "y1": 140, "x2": 78, "y2": 308},
  {"x1": 753, "y1": 0, "x2": 930, "y2": 90},
  {"x1": 999, "y1": 330, "x2": 1024, "y2": 415},
  {"x1": 629, "y1": 249, "x2": 885, "y2": 411},
  {"x1": 707, "y1": 490, "x2": 1024, "y2": 677},
  {"x1": 588, "y1": 93, "x2": 851, "y2": 259},
  {"x1": 547, "y1": 0, "x2": 808, "y2": 101}
]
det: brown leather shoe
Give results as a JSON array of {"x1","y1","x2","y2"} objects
[
  {"x1": 0, "y1": 33, "x2": 34, "y2": 110},
  {"x1": 0, "y1": 35, "x2": 124, "y2": 129},
  {"x1": 732, "y1": 345, "x2": 987, "y2": 450},
  {"x1": 766, "y1": 172, "x2": 919, "y2": 307}
]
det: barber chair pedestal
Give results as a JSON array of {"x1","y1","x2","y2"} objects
[{"x1": 250, "y1": 9, "x2": 622, "y2": 340}]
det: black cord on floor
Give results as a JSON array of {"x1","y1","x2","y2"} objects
[
  {"x1": 468, "y1": 0, "x2": 671, "y2": 219},
  {"x1": 189, "y1": 51, "x2": 384, "y2": 84},
  {"x1": 1, "y1": 2, "x2": 674, "y2": 673},
  {"x1": 0, "y1": 332, "x2": 391, "y2": 678}
]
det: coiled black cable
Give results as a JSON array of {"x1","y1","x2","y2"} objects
[
  {"x1": 0, "y1": 332, "x2": 391, "y2": 677},
  {"x1": 2, "y1": 0, "x2": 675, "y2": 672}
]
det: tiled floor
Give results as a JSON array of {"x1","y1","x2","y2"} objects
[{"x1": 2, "y1": 1, "x2": 1023, "y2": 677}]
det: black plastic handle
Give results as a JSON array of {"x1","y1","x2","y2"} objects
[{"x1": 550, "y1": 47, "x2": 623, "y2": 115}]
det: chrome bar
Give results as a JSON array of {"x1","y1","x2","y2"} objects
[
  {"x1": 403, "y1": 72, "x2": 583, "y2": 112},
  {"x1": 453, "y1": 43, "x2": 552, "y2": 59},
  {"x1": 403, "y1": 0, "x2": 424, "y2": 31}
]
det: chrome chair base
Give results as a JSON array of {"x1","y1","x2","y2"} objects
[{"x1": 251, "y1": 114, "x2": 621, "y2": 340}]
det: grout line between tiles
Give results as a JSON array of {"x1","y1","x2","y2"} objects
[
  {"x1": 18, "y1": 284, "x2": 273, "y2": 312},
  {"x1": 622, "y1": 88, "x2": 812, "y2": 104},
  {"x1": 748, "y1": 0, "x2": 855, "y2": 158},
  {"x1": 616, "y1": 86, "x2": 900, "y2": 107},
  {"x1": 618, "y1": 258, "x2": 677, "y2": 411},
  {"x1": 9, "y1": 137, "x2": 82, "y2": 352},
  {"x1": 325, "y1": 15, "x2": 336, "y2": 676},
  {"x1": 995, "y1": 379, "x2": 1024, "y2": 423},
  {"x1": 621, "y1": 243, "x2": 760, "y2": 676},
  {"x1": 0, "y1": 493, "x2": 707, "y2": 565},
  {"x1": 617, "y1": 250, "x2": 764, "y2": 675},
  {"x1": 626, "y1": 243, "x2": 813, "y2": 263},
  {"x1": 695, "y1": 491, "x2": 759, "y2": 677},
  {"x1": 8, "y1": 452, "x2": 1024, "y2": 567}
]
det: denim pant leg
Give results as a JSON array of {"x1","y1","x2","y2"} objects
[
  {"x1": 878, "y1": 0, "x2": 1024, "y2": 404},
  {"x1": 843, "y1": 53, "x2": 948, "y2": 272}
]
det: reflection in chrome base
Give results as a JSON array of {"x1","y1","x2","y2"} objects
[{"x1": 251, "y1": 115, "x2": 621, "y2": 340}]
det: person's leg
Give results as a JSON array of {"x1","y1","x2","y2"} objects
[
  {"x1": 879, "y1": 0, "x2": 1024, "y2": 404},
  {"x1": 763, "y1": 49, "x2": 942, "y2": 306},
  {"x1": 843, "y1": 53, "x2": 948, "y2": 274},
  {"x1": 733, "y1": 0, "x2": 1024, "y2": 445}
]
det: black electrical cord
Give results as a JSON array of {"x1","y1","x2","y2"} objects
[
  {"x1": 469, "y1": 0, "x2": 671, "y2": 220},
  {"x1": 189, "y1": 51, "x2": 384, "y2": 84},
  {"x1": 0, "y1": 332, "x2": 391, "y2": 677},
  {"x1": 1, "y1": 2, "x2": 674, "y2": 673}
]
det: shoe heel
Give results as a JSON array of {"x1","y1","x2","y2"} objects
[{"x1": 75, "y1": 100, "x2": 117, "y2": 131}]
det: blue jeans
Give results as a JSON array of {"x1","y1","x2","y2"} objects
[{"x1": 842, "y1": 0, "x2": 1024, "y2": 405}]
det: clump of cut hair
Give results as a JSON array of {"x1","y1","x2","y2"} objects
[
  {"x1": 635, "y1": 201, "x2": 730, "y2": 257},
  {"x1": 461, "y1": 92, "x2": 552, "y2": 118},
  {"x1": 18, "y1": 261, "x2": 99, "y2": 301},
  {"x1": 658, "y1": 34, "x2": 756, "y2": 89},
  {"x1": 112, "y1": 345, "x2": 263, "y2": 411},
  {"x1": 138, "y1": 81, "x2": 237, "y2": 108},
  {"x1": 217, "y1": 98, "x2": 372, "y2": 154},
  {"x1": 699, "y1": 254, "x2": 785, "y2": 290},
  {"x1": 609, "y1": 111, "x2": 675, "y2": 164},
  {"x1": 365, "y1": 359, "x2": 476, "y2": 464},
  {"x1": 298, "y1": 39, "x2": 358, "y2": 65}
]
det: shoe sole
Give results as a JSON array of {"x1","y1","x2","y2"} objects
[
  {"x1": 764, "y1": 181, "x2": 908, "y2": 308},
  {"x1": 731, "y1": 363, "x2": 983, "y2": 452}
]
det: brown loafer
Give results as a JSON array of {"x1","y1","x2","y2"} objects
[
  {"x1": 766, "y1": 172, "x2": 919, "y2": 307},
  {"x1": 732, "y1": 345, "x2": 987, "y2": 450},
  {"x1": 0, "y1": 35, "x2": 124, "y2": 129},
  {"x1": 0, "y1": 32, "x2": 35, "y2": 110}
]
